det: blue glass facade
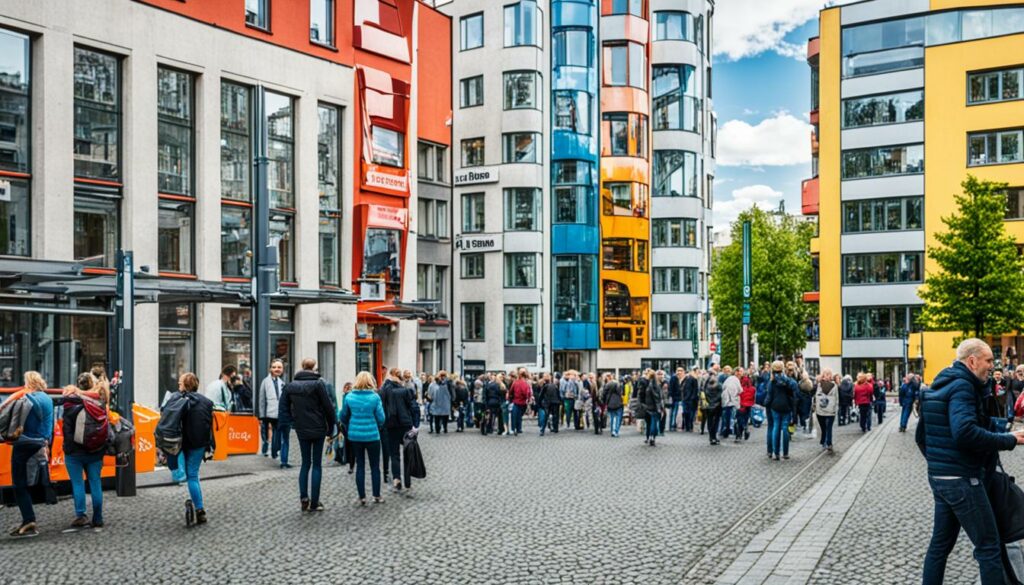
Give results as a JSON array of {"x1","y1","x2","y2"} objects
[{"x1": 551, "y1": 0, "x2": 599, "y2": 350}]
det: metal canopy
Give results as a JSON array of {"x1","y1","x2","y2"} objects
[
  {"x1": 366, "y1": 300, "x2": 439, "y2": 321},
  {"x1": 267, "y1": 287, "x2": 359, "y2": 305}
]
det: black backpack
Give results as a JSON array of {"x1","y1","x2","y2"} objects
[{"x1": 155, "y1": 392, "x2": 189, "y2": 455}]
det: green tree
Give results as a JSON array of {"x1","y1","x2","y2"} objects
[
  {"x1": 919, "y1": 175, "x2": 1024, "y2": 343},
  {"x1": 709, "y1": 206, "x2": 815, "y2": 366}
]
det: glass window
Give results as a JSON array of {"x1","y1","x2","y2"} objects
[
  {"x1": 554, "y1": 185, "x2": 590, "y2": 224},
  {"x1": 842, "y1": 144, "x2": 924, "y2": 179},
  {"x1": 653, "y1": 313, "x2": 697, "y2": 340},
  {"x1": 845, "y1": 306, "x2": 919, "y2": 339},
  {"x1": 504, "y1": 253, "x2": 536, "y2": 287},
  {"x1": 74, "y1": 194, "x2": 119, "y2": 267},
  {"x1": 967, "y1": 68, "x2": 1024, "y2": 104},
  {"x1": 266, "y1": 92, "x2": 294, "y2": 208},
  {"x1": 362, "y1": 228, "x2": 401, "y2": 281},
  {"x1": 158, "y1": 303, "x2": 194, "y2": 406},
  {"x1": 603, "y1": 182, "x2": 647, "y2": 217},
  {"x1": 461, "y1": 13, "x2": 484, "y2": 50},
  {"x1": 654, "y1": 11, "x2": 695, "y2": 41},
  {"x1": 461, "y1": 137, "x2": 485, "y2": 167},
  {"x1": 1006, "y1": 188, "x2": 1024, "y2": 220},
  {"x1": 245, "y1": 0, "x2": 269, "y2": 29},
  {"x1": 0, "y1": 28, "x2": 30, "y2": 175},
  {"x1": 554, "y1": 90, "x2": 591, "y2": 135},
  {"x1": 318, "y1": 104, "x2": 342, "y2": 286},
  {"x1": 504, "y1": 188, "x2": 539, "y2": 231},
  {"x1": 460, "y1": 75, "x2": 483, "y2": 108},
  {"x1": 221, "y1": 82, "x2": 251, "y2": 201},
  {"x1": 553, "y1": 29, "x2": 591, "y2": 68},
  {"x1": 652, "y1": 218, "x2": 698, "y2": 247},
  {"x1": 222, "y1": 307, "x2": 253, "y2": 376},
  {"x1": 653, "y1": 65, "x2": 699, "y2": 132},
  {"x1": 653, "y1": 150, "x2": 698, "y2": 197},
  {"x1": 843, "y1": 252, "x2": 923, "y2": 285},
  {"x1": 418, "y1": 198, "x2": 448, "y2": 238},
  {"x1": 158, "y1": 199, "x2": 193, "y2": 274},
  {"x1": 602, "y1": 239, "x2": 633, "y2": 271},
  {"x1": 73, "y1": 47, "x2": 120, "y2": 180},
  {"x1": 462, "y1": 193, "x2": 485, "y2": 232},
  {"x1": 319, "y1": 212, "x2": 340, "y2": 286},
  {"x1": 461, "y1": 253, "x2": 484, "y2": 278},
  {"x1": 0, "y1": 180, "x2": 29, "y2": 256},
  {"x1": 370, "y1": 125, "x2": 403, "y2": 168},
  {"x1": 842, "y1": 17, "x2": 925, "y2": 57},
  {"x1": 269, "y1": 211, "x2": 294, "y2": 282},
  {"x1": 310, "y1": 0, "x2": 334, "y2": 45},
  {"x1": 504, "y1": 304, "x2": 536, "y2": 345},
  {"x1": 607, "y1": 114, "x2": 628, "y2": 155},
  {"x1": 610, "y1": 0, "x2": 644, "y2": 17},
  {"x1": 462, "y1": 303, "x2": 485, "y2": 340},
  {"x1": 222, "y1": 205, "x2": 252, "y2": 278},
  {"x1": 969, "y1": 130, "x2": 1024, "y2": 166},
  {"x1": 503, "y1": 132, "x2": 539, "y2": 163},
  {"x1": 843, "y1": 90, "x2": 924, "y2": 128},
  {"x1": 653, "y1": 267, "x2": 698, "y2": 293},
  {"x1": 554, "y1": 255, "x2": 596, "y2": 322},
  {"x1": 504, "y1": 71, "x2": 539, "y2": 110},
  {"x1": 504, "y1": 1, "x2": 539, "y2": 47},
  {"x1": 604, "y1": 42, "x2": 646, "y2": 90},
  {"x1": 843, "y1": 46, "x2": 924, "y2": 78},
  {"x1": 158, "y1": 68, "x2": 194, "y2": 196}
]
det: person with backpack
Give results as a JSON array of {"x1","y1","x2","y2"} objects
[
  {"x1": 701, "y1": 372, "x2": 723, "y2": 446},
  {"x1": 538, "y1": 374, "x2": 560, "y2": 436},
  {"x1": 341, "y1": 371, "x2": 387, "y2": 505},
  {"x1": 838, "y1": 375, "x2": 854, "y2": 426},
  {"x1": 600, "y1": 374, "x2": 623, "y2": 438},
  {"x1": 381, "y1": 368, "x2": 415, "y2": 492},
  {"x1": 765, "y1": 361, "x2": 798, "y2": 461},
  {"x1": 7, "y1": 371, "x2": 54, "y2": 538},
  {"x1": 205, "y1": 365, "x2": 236, "y2": 412},
  {"x1": 814, "y1": 369, "x2": 838, "y2": 452},
  {"x1": 175, "y1": 372, "x2": 215, "y2": 525},
  {"x1": 453, "y1": 376, "x2": 469, "y2": 433},
  {"x1": 61, "y1": 372, "x2": 110, "y2": 529},
  {"x1": 643, "y1": 372, "x2": 664, "y2": 446},
  {"x1": 279, "y1": 358, "x2": 336, "y2": 512},
  {"x1": 258, "y1": 359, "x2": 285, "y2": 459}
]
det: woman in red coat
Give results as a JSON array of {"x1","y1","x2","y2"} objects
[
  {"x1": 735, "y1": 371, "x2": 757, "y2": 442},
  {"x1": 853, "y1": 373, "x2": 875, "y2": 433}
]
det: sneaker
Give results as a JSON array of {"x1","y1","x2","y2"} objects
[
  {"x1": 301, "y1": 498, "x2": 310, "y2": 512},
  {"x1": 91, "y1": 521, "x2": 104, "y2": 529},
  {"x1": 373, "y1": 497, "x2": 385, "y2": 504},
  {"x1": 311, "y1": 502, "x2": 325, "y2": 512},
  {"x1": 71, "y1": 516, "x2": 90, "y2": 528},
  {"x1": 9, "y1": 522, "x2": 38, "y2": 538},
  {"x1": 195, "y1": 510, "x2": 207, "y2": 525},
  {"x1": 783, "y1": 455, "x2": 790, "y2": 460}
]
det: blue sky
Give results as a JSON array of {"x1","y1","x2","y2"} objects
[{"x1": 710, "y1": 3, "x2": 836, "y2": 235}]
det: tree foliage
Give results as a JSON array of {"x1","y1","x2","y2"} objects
[
  {"x1": 919, "y1": 175, "x2": 1024, "y2": 344},
  {"x1": 709, "y1": 206, "x2": 815, "y2": 366}
]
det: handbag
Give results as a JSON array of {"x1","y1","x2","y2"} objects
[{"x1": 988, "y1": 464, "x2": 1024, "y2": 543}]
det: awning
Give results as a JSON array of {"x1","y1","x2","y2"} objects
[
  {"x1": 0, "y1": 258, "x2": 87, "y2": 289},
  {"x1": 363, "y1": 300, "x2": 438, "y2": 321},
  {"x1": 268, "y1": 288, "x2": 358, "y2": 305}
]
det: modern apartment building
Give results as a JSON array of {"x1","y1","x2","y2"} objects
[
  {"x1": 806, "y1": 0, "x2": 1024, "y2": 383},
  {"x1": 0, "y1": 0, "x2": 451, "y2": 405},
  {"x1": 445, "y1": 0, "x2": 714, "y2": 375}
]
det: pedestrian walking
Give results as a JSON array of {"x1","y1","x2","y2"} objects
[
  {"x1": 175, "y1": 372, "x2": 214, "y2": 525},
  {"x1": 381, "y1": 368, "x2": 415, "y2": 492},
  {"x1": 871, "y1": 374, "x2": 886, "y2": 425},
  {"x1": 721, "y1": 368, "x2": 741, "y2": 440},
  {"x1": 257, "y1": 359, "x2": 285, "y2": 460},
  {"x1": 7, "y1": 371, "x2": 54, "y2": 538},
  {"x1": 428, "y1": 371, "x2": 453, "y2": 434},
  {"x1": 766, "y1": 361, "x2": 797, "y2": 461},
  {"x1": 341, "y1": 371, "x2": 387, "y2": 505},
  {"x1": 919, "y1": 338, "x2": 1024, "y2": 585},
  {"x1": 736, "y1": 371, "x2": 755, "y2": 441},
  {"x1": 204, "y1": 365, "x2": 235, "y2": 412},
  {"x1": 61, "y1": 372, "x2": 110, "y2": 529},
  {"x1": 838, "y1": 374, "x2": 854, "y2": 426},
  {"x1": 600, "y1": 374, "x2": 624, "y2": 438},
  {"x1": 702, "y1": 373, "x2": 723, "y2": 446},
  {"x1": 644, "y1": 372, "x2": 664, "y2": 446},
  {"x1": 279, "y1": 358, "x2": 336, "y2": 512},
  {"x1": 814, "y1": 369, "x2": 838, "y2": 452},
  {"x1": 560, "y1": 371, "x2": 580, "y2": 430},
  {"x1": 668, "y1": 367, "x2": 684, "y2": 431},
  {"x1": 510, "y1": 369, "x2": 532, "y2": 435},
  {"x1": 682, "y1": 368, "x2": 699, "y2": 432},
  {"x1": 898, "y1": 373, "x2": 919, "y2": 432},
  {"x1": 854, "y1": 373, "x2": 874, "y2": 432},
  {"x1": 453, "y1": 376, "x2": 469, "y2": 432}
]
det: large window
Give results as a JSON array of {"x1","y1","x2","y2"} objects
[
  {"x1": 553, "y1": 161, "x2": 593, "y2": 225},
  {"x1": 503, "y1": 132, "x2": 540, "y2": 163},
  {"x1": 505, "y1": 1, "x2": 540, "y2": 47},
  {"x1": 1005, "y1": 188, "x2": 1024, "y2": 220},
  {"x1": 460, "y1": 75, "x2": 483, "y2": 108},
  {"x1": 245, "y1": 0, "x2": 269, "y2": 29},
  {"x1": 418, "y1": 198, "x2": 448, "y2": 239},
  {"x1": 654, "y1": 11, "x2": 701, "y2": 44},
  {"x1": 843, "y1": 90, "x2": 923, "y2": 128},
  {"x1": 602, "y1": 113, "x2": 648, "y2": 158},
  {"x1": 653, "y1": 313, "x2": 698, "y2": 341},
  {"x1": 417, "y1": 264, "x2": 446, "y2": 305},
  {"x1": 653, "y1": 267, "x2": 698, "y2": 294},
  {"x1": 74, "y1": 47, "x2": 120, "y2": 180},
  {"x1": 221, "y1": 81, "x2": 252, "y2": 279},
  {"x1": 461, "y1": 13, "x2": 484, "y2": 50},
  {"x1": 159, "y1": 303, "x2": 194, "y2": 406},
  {"x1": 74, "y1": 195, "x2": 119, "y2": 267},
  {"x1": 602, "y1": 238, "x2": 646, "y2": 272},
  {"x1": 603, "y1": 182, "x2": 648, "y2": 217},
  {"x1": 362, "y1": 228, "x2": 401, "y2": 283},
  {"x1": 970, "y1": 67, "x2": 1023, "y2": 104},
  {"x1": 270, "y1": 211, "x2": 295, "y2": 283},
  {"x1": 504, "y1": 253, "x2": 537, "y2": 288},
  {"x1": 266, "y1": 92, "x2": 294, "y2": 283},
  {"x1": 653, "y1": 150, "x2": 698, "y2": 197},
  {"x1": 653, "y1": 65, "x2": 699, "y2": 132},
  {"x1": 370, "y1": 125, "x2": 403, "y2": 168},
  {"x1": 222, "y1": 205, "x2": 252, "y2": 278},
  {"x1": 554, "y1": 255, "x2": 596, "y2": 322},
  {"x1": 158, "y1": 199, "x2": 193, "y2": 274},
  {"x1": 417, "y1": 141, "x2": 447, "y2": 183},
  {"x1": 0, "y1": 303, "x2": 109, "y2": 389},
  {"x1": 462, "y1": 303, "x2": 485, "y2": 341},
  {"x1": 157, "y1": 67, "x2": 194, "y2": 275},
  {"x1": 504, "y1": 188, "x2": 540, "y2": 231},
  {"x1": 843, "y1": 252, "x2": 923, "y2": 285},
  {"x1": 652, "y1": 218, "x2": 698, "y2": 247},
  {"x1": 462, "y1": 193, "x2": 485, "y2": 232},
  {"x1": 841, "y1": 144, "x2": 923, "y2": 179},
  {"x1": 504, "y1": 305, "x2": 537, "y2": 345},
  {"x1": 504, "y1": 71, "x2": 539, "y2": 110},
  {"x1": 842, "y1": 17, "x2": 925, "y2": 78},
  {"x1": 318, "y1": 104, "x2": 342, "y2": 287},
  {"x1": 0, "y1": 27, "x2": 30, "y2": 257},
  {"x1": 310, "y1": 0, "x2": 334, "y2": 45},
  {"x1": 553, "y1": 29, "x2": 591, "y2": 69},
  {"x1": 610, "y1": 0, "x2": 644, "y2": 17},
  {"x1": 461, "y1": 253, "x2": 484, "y2": 279},
  {"x1": 969, "y1": 130, "x2": 1023, "y2": 166},
  {"x1": 554, "y1": 90, "x2": 591, "y2": 135},
  {"x1": 845, "y1": 306, "x2": 922, "y2": 339},
  {"x1": 843, "y1": 196, "x2": 923, "y2": 233},
  {"x1": 222, "y1": 308, "x2": 252, "y2": 375},
  {"x1": 461, "y1": 137, "x2": 485, "y2": 167},
  {"x1": 604, "y1": 42, "x2": 646, "y2": 90}
]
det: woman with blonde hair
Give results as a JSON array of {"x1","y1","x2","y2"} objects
[
  {"x1": 340, "y1": 371, "x2": 386, "y2": 505},
  {"x1": 8, "y1": 371, "x2": 54, "y2": 537},
  {"x1": 61, "y1": 372, "x2": 110, "y2": 528}
]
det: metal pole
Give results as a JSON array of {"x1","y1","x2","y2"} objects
[
  {"x1": 115, "y1": 249, "x2": 136, "y2": 497},
  {"x1": 741, "y1": 220, "x2": 752, "y2": 369},
  {"x1": 253, "y1": 87, "x2": 277, "y2": 390}
]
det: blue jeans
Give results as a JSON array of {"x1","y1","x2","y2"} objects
[
  {"x1": 817, "y1": 414, "x2": 835, "y2": 447},
  {"x1": 766, "y1": 409, "x2": 776, "y2": 455},
  {"x1": 171, "y1": 451, "x2": 186, "y2": 483},
  {"x1": 10, "y1": 443, "x2": 39, "y2": 523},
  {"x1": 351, "y1": 440, "x2": 381, "y2": 499},
  {"x1": 669, "y1": 400, "x2": 683, "y2": 429},
  {"x1": 900, "y1": 402, "x2": 913, "y2": 430},
  {"x1": 538, "y1": 407, "x2": 548, "y2": 435},
  {"x1": 646, "y1": 412, "x2": 661, "y2": 440},
  {"x1": 923, "y1": 476, "x2": 1004, "y2": 585},
  {"x1": 859, "y1": 404, "x2": 872, "y2": 431},
  {"x1": 769, "y1": 411, "x2": 791, "y2": 457},
  {"x1": 735, "y1": 409, "x2": 749, "y2": 437},
  {"x1": 512, "y1": 404, "x2": 525, "y2": 434},
  {"x1": 720, "y1": 406, "x2": 735, "y2": 438},
  {"x1": 184, "y1": 447, "x2": 205, "y2": 510},
  {"x1": 65, "y1": 452, "x2": 104, "y2": 524},
  {"x1": 278, "y1": 424, "x2": 292, "y2": 465},
  {"x1": 298, "y1": 437, "x2": 325, "y2": 504},
  {"x1": 609, "y1": 408, "x2": 624, "y2": 436},
  {"x1": 683, "y1": 402, "x2": 697, "y2": 432}
]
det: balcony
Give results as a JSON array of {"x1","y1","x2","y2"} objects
[
  {"x1": 807, "y1": 37, "x2": 819, "y2": 63},
  {"x1": 802, "y1": 176, "x2": 819, "y2": 216}
]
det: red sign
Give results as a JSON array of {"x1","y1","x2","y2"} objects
[
  {"x1": 363, "y1": 162, "x2": 410, "y2": 196},
  {"x1": 367, "y1": 204, "x2": 408, "y2": 230},
  {"x1": 710, "y1": 342, "x2": 717, "y2": 352}
]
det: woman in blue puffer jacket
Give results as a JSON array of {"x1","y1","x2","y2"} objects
[{"x1": 340, "y1": 371, "x2": 386, "y2": 505}]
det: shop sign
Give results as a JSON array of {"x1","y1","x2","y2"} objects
[
  {"x1": 455, "y1": 233, "x2": 501, "y2": 253},
  {"x1": 367, "y1": 204, "x2": 408, "y2": 230},
  {"x1": 453, "y1": 166, "x2": 499, "y2": 186},
  {"x1": 364, "y1": 163, "x2": 410, "y2": 195}
]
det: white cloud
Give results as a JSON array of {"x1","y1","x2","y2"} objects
[
  {"x1": 713, "y1": 185, "x2": 784, "y2": 231},
  {"x1": 717, "y1": 113, "x2": 812, "y2": 167},
  {"x1": 713, "y1": 0, "x2": 854, "y2": 61}
]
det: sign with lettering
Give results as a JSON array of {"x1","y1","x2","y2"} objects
[
  {"x1": 363, "y1": 163, "x2": 410, "y2": 196},
  {"x1": 367, "y1": 204, "x2": 409, "y2": 230},
  {"x1": 455, "y1": 233, "x2": 501, "y2": 253},
  {"x1": 453, "y1": 166, "x2": 499, "y2": 186}
]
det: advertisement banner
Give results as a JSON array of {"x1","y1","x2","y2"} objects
[
  {"x1": 363, "y1": 162, "x2": 410, "y2": 196},
  {"x1": 455, "y1": 233, "x2": 502, "y2": 253},
  {"x1": 367, "y1": 204, "x2": 409, "y2": 230}
]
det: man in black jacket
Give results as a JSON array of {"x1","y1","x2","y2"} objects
[
  {"x1": 381, "y1": 368, "x2": 415, "y2": 490},
  {"x1": 279, "y1": 359, "x2": 337, "y2": 511},
  {"x1": 681, "y1": 368, "x2": 699, "y2": 432},
  {"x1": 668, "y1": 367, "x2": 684, "y2": 431},
  {"x1": 538, "y1": 374, "x2": 561, "y2": 435}
]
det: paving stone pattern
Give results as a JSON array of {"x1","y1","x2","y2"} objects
[{"x1": 2, "y1": 416, "x2": 864, "y2": 584}]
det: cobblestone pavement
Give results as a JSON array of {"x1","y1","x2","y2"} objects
[{"x1": 2, "y1": 414, "x2": 866, "y2": 585}]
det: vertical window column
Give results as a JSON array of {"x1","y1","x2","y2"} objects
[
  {"x1": 221, "y1": 81, "x2": 253, "y2": 280},
  {"x1": 318, "y1": 103, "x2": 342, "y2": 287},
  {"x1": 0, "y1": 27, "x2": 30, "y2": 257},
  {"x1": 157, "y1": 67, "x2": 195, "y2": 276},
  {"x1": 267, "y1": 91, "x2": 295, "y2": 284}
]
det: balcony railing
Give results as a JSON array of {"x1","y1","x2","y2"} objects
[{"x1": 802, "y1": 176, "x2": 819, "y2": 216}]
